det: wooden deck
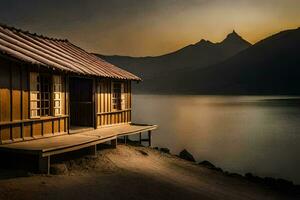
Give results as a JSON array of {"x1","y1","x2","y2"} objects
[
  {"x1": 80, "y1": 123, "x2": 157, "y2": 138},
  {"x1": 0, "y1": 123, "x2": 157, "y2": 174}
]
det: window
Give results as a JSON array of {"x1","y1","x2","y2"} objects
[
  {"x1": 112, "y1": 82, "x2": 125, "y2": 111},
  {"x1": 40, "y1": 74, "x2": 51, "y2": 116},
  {"x1": 30, "y1": 73, "x2": 40, "y2": 118},
  {"x1": 30, "y1": 72, "x2": 62, "y2": 118},
  {"x1": 53, "y1": 75, "x2": 62, "y2": 116}
]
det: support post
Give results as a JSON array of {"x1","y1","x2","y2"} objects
[
  {"x1": 66, "y1": 75, "x2": 70, "y2": 134},
  {"x1": 139, "y1": 132, "x2": 142, "y2": 145},
  {"x1": 87, "y1": 145, "x2": 97, "y2": 157},
  {"x1": 111, "y1": 138, "x2": 117, "y2": 148},
  {"x1": 124, "y1": 136, "x2": 127, "y2": 144},
  {"x1": 148, "y1": 130, "x2": 152, "y2": 147},
  {"x1": 38, "y1": 156, "x2": 50, "y2": 175}
]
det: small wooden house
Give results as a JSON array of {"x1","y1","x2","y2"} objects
[{"x1": 0, "y1": 24, "x2": 156, "y2": 173}]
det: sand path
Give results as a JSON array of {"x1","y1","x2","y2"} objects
[{"x1": 0, "y1": 145, "x2": 295, "y2": 200}]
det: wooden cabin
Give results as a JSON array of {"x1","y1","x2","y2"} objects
[{"x1": 0, "y1": 24, "x2": 156, "y2": 173}]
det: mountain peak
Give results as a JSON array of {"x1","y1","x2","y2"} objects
[
  {"x1": 221, "y1": 30, "x2": 251, "y2": 46},
  {"x1": 195, "y1": 39, "x2": 214, "y2": 46},
  {"x1": 226, "y1": 30, "x2": 242, "y2": 40}
]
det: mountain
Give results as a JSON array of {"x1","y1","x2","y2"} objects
[
  {"x1": 96, "y1": 31, "x2": 251, "y2": 93},
  {"x1": 175, "y1": 27, "x2": 300, "y2": 94},
  {"x1": 97, "y1": 28, "x2": 300, "y2": 95}
]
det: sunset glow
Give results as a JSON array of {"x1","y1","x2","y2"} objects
[{"x1": 1, "y1": 0, "x2": 300, "y2": 56}]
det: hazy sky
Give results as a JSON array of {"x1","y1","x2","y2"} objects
[{"x1": 0, "y1": 0, "x2": 299, "y2": 56}]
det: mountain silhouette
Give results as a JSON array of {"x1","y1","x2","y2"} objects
[
  {"x1": 96, "y1": 31, "x2": 251, "y2": 92},
  {"x1": 174, "y1": 27, "x2": 300, "y2": 94},
  {"x1": 96, "y1": 28, "x2": 300, "y2": 94}
]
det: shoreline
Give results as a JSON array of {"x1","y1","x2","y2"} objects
[
  {"x1": 158, "y1": 147, "x2": 300, "y2": 195},
  {"x1": 0, "y1": 143, "x2": 299, "y2": 200}
]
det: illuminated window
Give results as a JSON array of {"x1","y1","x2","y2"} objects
[
  {"x1": 30, "y1": 72, "x2": 40, "y2": 118},
  {"x1": 53, "y1": 75, "x2": 62, "y2": 116},
  {"x1": 112, "y1": 82, "x2": 125, "y2": 111},
  {"x1": 30, "y1": 73, "x2": 62, "y2": 118}
]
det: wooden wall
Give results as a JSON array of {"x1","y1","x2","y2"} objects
[
  {"x1": 0, "y1": 58, "x2": 68, "y2": 144},
  {"x1": 96, "y1": 79, "x2": 131, "y2": 127},
  {"x1": 0, "y1": 56, "x2": 133, "y2": 144}
]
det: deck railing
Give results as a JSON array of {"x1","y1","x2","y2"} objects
[
  {"x1": 0, "y1": 115, "x2": 68, "y2": 144},
  {"x1": 96, "y1": 109, "x2": 131, "y2": 127}
]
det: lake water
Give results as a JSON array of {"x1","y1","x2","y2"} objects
[{"x1": 132, "y1": 95, "x2": 300, "y2": 184}]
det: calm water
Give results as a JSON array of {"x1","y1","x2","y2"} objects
[{"x1": 132, "y1": 95, "x2": 300, "y2": 184}]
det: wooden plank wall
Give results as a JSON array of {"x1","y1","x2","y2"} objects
[
  {"x1": 96, "y1": 79, "x2": 131, "y2": 127},
  {"x1": 0, "y1": 58, "x2": 68, "y2": 144}
]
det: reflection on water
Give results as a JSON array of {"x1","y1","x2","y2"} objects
[{"x1": 132, "y1": 95, "x2": 300, "y2": 184}]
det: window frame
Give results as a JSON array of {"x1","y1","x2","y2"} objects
[
  {"x1": 29, "y1": 72, "x2": 41, "y2": 118},
  {"x1": 40, "y1": 74, "x2": 51, "y2": 117},
  {"x1": 53, "y1": 75, "x2": 62, "y2": 116},
  {"x1": 29, "y1": 72, "x2": 63, "y2": 119},
  {"x1": 111, "y1": 81, "x2": 125, "y2": 111}
]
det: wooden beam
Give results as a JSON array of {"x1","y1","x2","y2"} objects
[
  {"x1": 51, "y1": 120, "x2": 54, "y2": 135},
  {"x1": 64, "y1": 74, "x2": 67, "y2": 132},
  {"x1": 124, "y1": 135, "x2": 127, "y2": 144},
  {"x1": 139, "y1": 132, "x2": 142, "y2": 145},
  {"x1": 20, "y1": 66, "x2": 23, "y2": 139},
  {"x1": 30, "y1": 121, "x2": 33, "y2": 138},
  {"x1": 9, "y1": 62, "x2": 13, "y2": 141},
  {"x1": 0, "y1": 115, "x2": 69, "y2": 126},
  {"x1": 111, "y1": 138, "x2": 117, "y2": 148},
  {"x1": 66, "y1": 75, "x2": 70, "y2": 134},
  {"x1": 27, "y1": 67, "x2": 32, "y2": 137},
  {"x1": 41, "y1": 121, "x2": 44, "y2": 136},
  {"x1": 87, "y1": 144, "x2": 97, "y2": 157},
  {"x1": 38, "y1": 155, "x2": 50, "y2": 174},
  {"x1": 42, "y1": 138, "x2": 115, "y2": 157},
  {"x1": 93, "y1": 78, "x2": 97, "y2": 129},
  {"x1": 148, "y1": 130, "x2": 152, "y2": 147},
  {"x1": 97, "y1": 109, "x2": 131, "y2": 115}
]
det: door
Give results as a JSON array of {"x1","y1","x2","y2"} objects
[{"x1": 69, "y1": 77, "x2": 93, "y2": 127}]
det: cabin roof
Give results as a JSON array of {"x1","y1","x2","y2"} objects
[{"x1": 0, "y1": 24, "x2": 141, "y2": 81}]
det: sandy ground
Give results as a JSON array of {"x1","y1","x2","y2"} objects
[{"x1": 0, "y1": 144, "x2": 297, "y2": 200}]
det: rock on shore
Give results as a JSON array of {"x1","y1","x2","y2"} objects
[{"x1": 179, "y1": 149, "x2": 195, "y2": 162}]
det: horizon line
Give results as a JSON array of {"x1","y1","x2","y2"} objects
[{"x1": 95, "y1": 26, "x2": 300, "y2": 58}]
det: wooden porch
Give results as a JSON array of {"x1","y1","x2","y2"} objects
[{"x1": 0, "y1": 123, "x2": 157, "y2": 174}]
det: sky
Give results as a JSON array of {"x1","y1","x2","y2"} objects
[{"x1": 0, "y1": 0, "x2": 299, "y2": 56}]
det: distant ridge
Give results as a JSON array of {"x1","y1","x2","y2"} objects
[
  {"x1": 98, "y1": 27, "x2": 300, "y2": 95},
  {"x1": 96, "y1": 31, "x2": 252, "y2": 92},
  {"x1": 97, "y1": 28, "x2": 300, "y2": 94},
  {"x1": 170, "y1": 27, "x2": 300, "y2": 94}
]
